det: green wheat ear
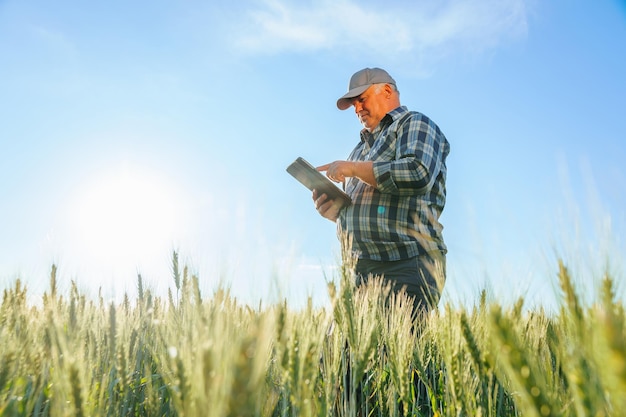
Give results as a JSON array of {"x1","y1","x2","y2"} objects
[
  {"x1": 460, "y1": 311, "x2": 482, "y2": 377},
  {"x1": 50, "y1": 264, "x2": 57, "y2": 300},
  {"x1": 69, "y1": 364, "x2": 85, "y2": 417},
  {"x1": 489, "y1": 305, "x2": 559, "y2": 417},
  {"x1": 172, "y1": 250, "x2": 181, "y2": 292},
  {"x1": 555, "y1": 262, "x2": 609, "y2": 416},
  {"x1": 460, "y1": 308, "x2": 492, "y2": 414},
  {"x1": 137, "y1": 273, "x2": 144, "y2": 302},
  {"x1": 381, "y1": 289, "x2": 415, "y2": 412},
  {"x1": 598, "y1": 272, "x2": 626, "y2": 412},
  {"x1": 108, "y1": 302, "x2": 117, "y2": 357},
  {"x1": 558, "y1": 261, "x2": 583, "y2": 327}
]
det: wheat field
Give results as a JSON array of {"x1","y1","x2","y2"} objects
[{"x1": 1, "y1": 252, "x2": 625, "y2": 416}]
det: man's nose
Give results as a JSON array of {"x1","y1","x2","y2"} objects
[{"x1": 353, "y1": 101, "x2": 362, "y2": 113}]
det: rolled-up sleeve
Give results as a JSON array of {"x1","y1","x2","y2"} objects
[{"x1": 373, "y1": 114, "x2": 443, "y2": 195}]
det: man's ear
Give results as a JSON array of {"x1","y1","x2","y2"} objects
[{"x1": 385, "y1": 83, "x2": 394, "y2": 98}]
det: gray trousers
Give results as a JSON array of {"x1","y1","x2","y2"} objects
[{"x1": 354, "y1": 252, "x2": 446, "y2": 318}]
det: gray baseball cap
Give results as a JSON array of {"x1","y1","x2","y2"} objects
[{"x1": 336, "y1": 67, "x2": 396, "y2": 110}]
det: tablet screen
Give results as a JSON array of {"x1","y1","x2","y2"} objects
[{"x1": 286, "y1": 157, "x2": 352, "y2": 207}]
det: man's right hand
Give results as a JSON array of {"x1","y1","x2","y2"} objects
[{"x1": 312, "y1": 189, "x2": 343, "y2": 222}]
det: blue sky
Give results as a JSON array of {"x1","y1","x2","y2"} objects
[{"x1": 1, "y1": 0, "x2": 625, "y2": 309}]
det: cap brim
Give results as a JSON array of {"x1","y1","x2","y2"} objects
[{"x1": 336, "y1": 84, "x2": 371, "y2": 110}]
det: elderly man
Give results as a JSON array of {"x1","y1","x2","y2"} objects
[{"x1": 314, "y1": 67, "x2": 450, "y2": 318}]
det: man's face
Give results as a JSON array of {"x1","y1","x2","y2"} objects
[{"x1": 351, "y1": 84, "x2": 389, "y2": 131}]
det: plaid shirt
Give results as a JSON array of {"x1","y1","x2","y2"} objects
[{"x1": 338, "y1": 106, "x2": 450, "y2": 261}]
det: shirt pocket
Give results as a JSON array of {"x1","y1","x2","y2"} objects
[{"x1": 368, "y1": 130, "x2": 397, "y2": 162}]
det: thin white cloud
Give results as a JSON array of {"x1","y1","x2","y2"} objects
[
  {"x1": 28, "y1": 24, "x2": 79, "y2": 58},
  {"x1": 234, "y1": 0, "x2": 529, "y2": 72}
]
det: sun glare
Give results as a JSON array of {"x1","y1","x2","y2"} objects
[{"x1": 66, "y1": 165, "x2": 186, "y2": 278}]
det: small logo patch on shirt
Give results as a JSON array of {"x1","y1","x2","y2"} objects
[{"x1": 377, "y1": 206, "x2": 386, "y2": 214}]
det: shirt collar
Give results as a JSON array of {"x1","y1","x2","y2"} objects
[{"x1": 359, "y1": 106, "x2": 408, "y2": 145}]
